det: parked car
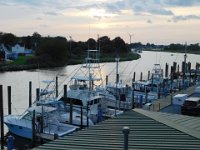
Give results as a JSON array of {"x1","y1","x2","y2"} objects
[{"x1": 181, "y1": 97, "x2": 200, "y2": 116}]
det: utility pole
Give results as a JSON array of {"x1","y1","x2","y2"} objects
[
  {"x1": 128, "y1": 33, "x2": 134, "y2": 45},
  {"x1": 69, "y1": 36, "x2": 72, "y2": 57}
]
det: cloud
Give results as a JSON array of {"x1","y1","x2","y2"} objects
[
  {"x1": 2, "y1": 0, "x2": 200, "y2": 18},
  {"x1": 94, "y1": 0, "x2": 174, "y2": 16},
  {"x1": 172, "y1": 15, "x2": 200, "y2": 22},
  {"x1": 36, "y1": 17, "x2": 43, "y2": 20},
  {"x1": 44, "y1": 11, "x2": 60, "y2": 16},
  {"x1": 39, "y1": 24, "x2": 49, "y2": 28},
  {"x1": 147, "y1": 19, "x2": 152, "y2": 24},
  {"x1": 162, "y1": 0, "x2": 200, "y2": 7}
]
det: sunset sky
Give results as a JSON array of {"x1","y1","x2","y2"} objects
[{"x1": 0, "y1": 0, "x2": 200, "y2": 44}]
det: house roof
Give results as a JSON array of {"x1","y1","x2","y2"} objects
[{"x1": 35, "y1": 109, "x2": 200, "y2": 150}]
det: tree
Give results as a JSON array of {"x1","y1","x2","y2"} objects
[
  {"x1": 1, "y1": 33, "x2": 17, "y2": 46},
  {"x1": 86, "y1": 38, "x2": 96, "y2": 50},
  {"x1": 37, "y1": 37, "x2": 69, "y2": 65},
  {"x1": 32, "y1": 32, "x2": 42, "y2": 51},
  {"x1": 112, "y1": 37, "x2": 128, "y2": 53},
  {"x1": 99, "y1": 36, "x2": 113, "y2": 53}
]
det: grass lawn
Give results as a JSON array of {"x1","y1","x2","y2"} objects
[{"x1": 11, "y1": 56, "x2": 34, "y2": 65}]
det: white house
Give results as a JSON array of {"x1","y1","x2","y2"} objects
[
  {"x1": 0, "y1": 43, "x2": 16, "y2": 60},
  {"x1": 11, "y1": 44, "x2": 33, "y2": 56},
  {"x1": 12, "y1": 44, "x2": 26, "y2": 53}
]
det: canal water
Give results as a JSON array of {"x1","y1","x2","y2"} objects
[
  {"x1": 1, "y1": 51, "x2": 200, "y2": 115},
  {"x1": 0, "y1": 51, "x2": 200, "y2": 149}
]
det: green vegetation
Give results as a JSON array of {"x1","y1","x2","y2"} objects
[
  {"x1": 11, "y1": 56, "x2": 34, "y2": 65},
  {"x1": 0, "y1": 32, "x2": 140, "y2": 70}
]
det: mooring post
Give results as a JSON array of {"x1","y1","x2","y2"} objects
[
  {"x1": 147, "y1": 71, "x2": 150, "y2": 80},
  {"x1": 0, "y1": 85, "x2": 5, "y2": 150},
  {"x1": 29, "y1": 81, "x2": 32, "y2": 107},
  {"x1": 36, "y1": 88, "x2": 40, "y2": 101},
  {"x1": 106, "y1": 75, "x2": 108, "y2": 85},
  {"x1": 64, "y1": 85, "x2": 67, "y2": 104},
  {"x1": 69, "y1": 98, "x2": 73, "y2": 125},
  {"x1": 32, "y1": 110, "x2": 36, "y2": 148},
  {"x1": 145, "y1": 86, "x2": 147, "y2": 104},
  {"x1": 81, "y1": 106, "x2": 83, "y2": 129},
  {"x1": 131, "y1": 81, "x2": 135, "y2": 109},
  {"x1": 7, "y1": 86, "x2": 11, "y2": 115},
  {"x1": 116, "y1": 73, "x2": 119, "y2": 84},
  {"x1": 140, "y1": 72, "x2": 142, "y2": 81},
  {"x1": 56, "y1": 76, "x2": 58, "y2": 97},
  {"x1": 165, "y1": 63, "x2": 168, "y2": 78},
  {"x1": 122, "y1": 126, "x2": 130, "y2": 150},
  {"x1": 173, "y1": 62, "x2": 177, "y2": 73},
  {"x1": 87, "y1": 103, "x2": 89, "y2": 127},
  {"x1": 133, "y1": 72, "x2": 136, "y2": 82},
  {"x1": 177, "y1": 64, "x2": 180, "y2": 73}
]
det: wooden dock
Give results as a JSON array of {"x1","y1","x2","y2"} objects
[{"x1": 149, "y1": 85, "x2": 197, "y2": 112}]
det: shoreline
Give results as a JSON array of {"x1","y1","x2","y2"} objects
[{"x1": 0, "y1": 52, "x2": 141, "y2": 72}]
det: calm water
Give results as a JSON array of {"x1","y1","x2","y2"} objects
[{"x1": 0, "y1": 51, "x2": 200, "y2": 115}]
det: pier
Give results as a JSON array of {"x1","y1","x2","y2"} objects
[{"x1": 149, "y1": 85, "x2": 197, "y2": 112}]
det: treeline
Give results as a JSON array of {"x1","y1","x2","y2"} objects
[
  {"x1": 131, "y1": 42, "x2": 200, "y2": 53},
  {"x1": 164, "y1": 43, "x2": 200, "y2": 53},
  {"x1": 0, "y1": 32, "x2": 131, "y2": 66}
]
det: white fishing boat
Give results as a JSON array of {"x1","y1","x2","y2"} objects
[
  {"x1": 97, "y1": 57, "x2": 133, "y2": 111},
  {"x1": 63, "y1": 49, "x2": 106, "y2": 124},
  {"x1": 133, "y1": 64, "x2": 165, "y2": 103},
  {"x1": 4, "y1": 105, "x2": 78, "y2": 139},
  {"x1": 36, "y1": 80, "x2": 94, "y2": 126}
]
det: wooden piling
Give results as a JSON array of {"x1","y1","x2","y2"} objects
[
  {"x1": 116, "y1": 74, "x2": 119, "y2": 83},
  {"x1": 69, "y1": 98, "x2": 73, "y2": 125},
  {"x1": 36, "y1": 88, "x2": 40, "y2": 101},
  {"x1": 106, "y1": 75, "x2": 108, "y2": 85},
  {"x1": 177, "y1": 64, "x2": 180, "y2": 73},
  {"x1": 133, "y1": 72, "x2": 136, "y2": 82},
  {"x1": 32, "y1": 110, "x2": 36, "y2": 148},
  {"x1": 87, "y1": 103, "x2": 89, "y2": 127},
  {"x1": 147, "y1": 71, "x2": 150, "y2": 80},
  {"x1": 29, "y1": 81, "x2": 32, "y2": 107},
  {"x1": 0, "y1": 85, "x2": 4, "y2": 150},
  {"x1": 140, "y1": 72, "x2": 142, "y2": 81},
  {"x1": 7, "y1": 86, "x2": 11, "y2": 115},
  {"x1": 81, "y1": 107, "x2": 83, "y2": 129},
  {"x1": 64, "y1": 85, "x2": 67, "y2": 104},
  {"x1": 56, "y1": 76, "x2": 58, "y2": 97},
  {"x1": 173, "y1": 62, "x2": 177, "y2": 73},
  {"x1": 165, "y1": 63, "x2": 168, "y2": 78},
  {"x1": 132, "y1": 82, "x2": 135, "y2": 109},
  {"x1": 145, "y1": 87, "x2": 147, "y2": 104}
]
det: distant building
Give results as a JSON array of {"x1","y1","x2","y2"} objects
[
  {"x1": 0, "y1": 43, "x2": 16, "y2": 60},
  {"x1": 11, "y1": 44, "x2": 33, "y2": 56},
  {"x1": 0, "y1": 43, "x2": 33, "y2": 60}
]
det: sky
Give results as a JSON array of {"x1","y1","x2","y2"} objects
[{"x1": 0, "y1": 0, "x2": 200, "y2": 44}]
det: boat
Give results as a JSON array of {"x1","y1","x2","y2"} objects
[
  {"x1": 97, "y1": 57, "x2": 133, "y2": 111},
  {"x1": 4, "y1": 105, "x2": 78, "y2": 139},
  {"x1": 35, "y1": 80, "x2": 94, "y2": 126},
  {"x1": 61, "y1": 49, "x2": 106, "y2": 124},
  {"x1": 133, "y1": 64, "x2": 166, "y2": 104}
]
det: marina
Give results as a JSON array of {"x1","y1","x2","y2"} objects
[{"x1": 1, "y1": 51, "x2": 200, "y2": 149}]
